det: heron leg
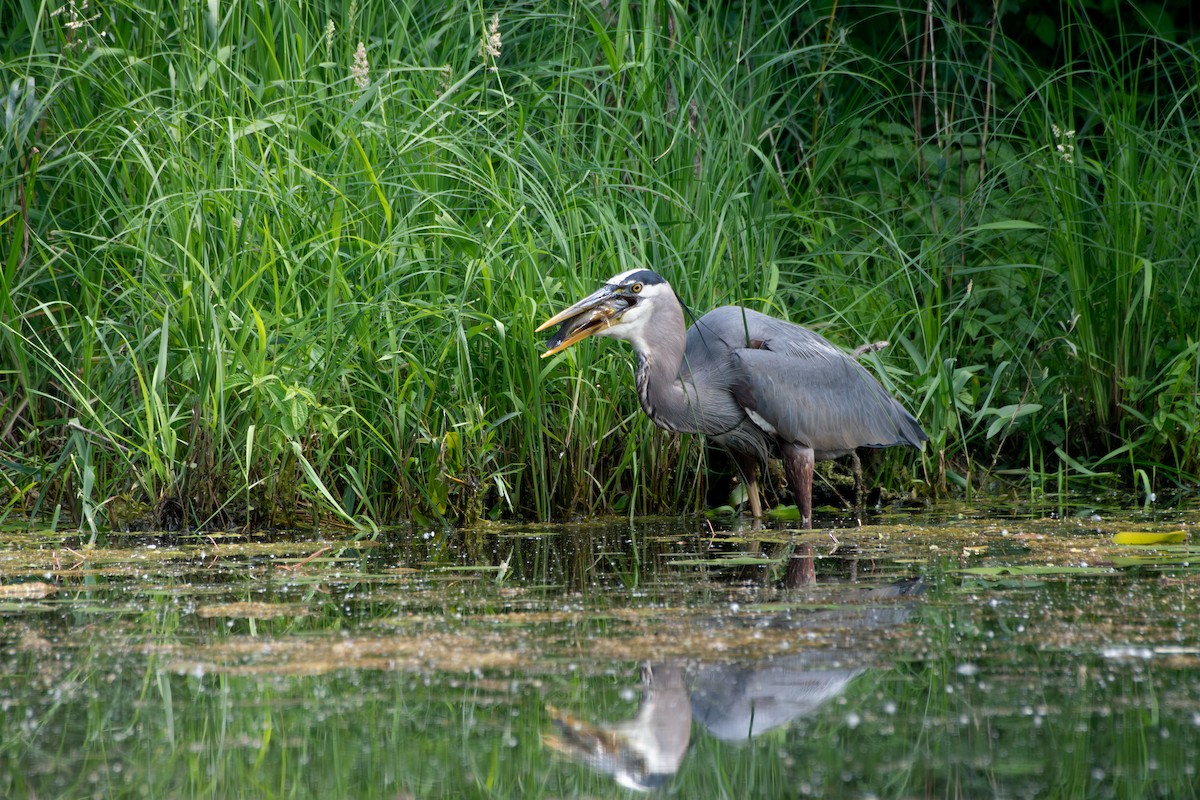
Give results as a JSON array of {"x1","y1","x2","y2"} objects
[
  {"x1": 746, "y1": 474, "x2": 762, "y2": 520},
  {"x1": 733, "y1": 452, "x2": 763, "y2": 519},
  {"x1": 851, "y1": 451, "x2": 863, "y2": 501},
  {"x1": 782, "y1": 444, "x2": 815, "y2": 529},
  {"x1": 851, "y1": 450, "x2": 864, "y2": 526},
  {"x1": 785, "y1": 543, "x2": 817, "y2": 587}
]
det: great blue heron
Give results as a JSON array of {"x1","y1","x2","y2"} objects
[
  {"x1": 536, "y1": 269, "x2": 927, "y2": 527},
  {"x1": 543, "y1": 580, "x2": 924, "y2": 791}
]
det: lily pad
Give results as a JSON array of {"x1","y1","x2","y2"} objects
[
  {"x1": 766, "y1": 505, "x2": 801, "y2": 521},
  {"x1": 667, "y1": 556, "x2": 782, "y2": 567},
  {"x1": 955, "y1": 565, "x2": 1114, "y2": 577},
  {"x1": 705, "y1": 505, "x2": 737, "y2": 518}
]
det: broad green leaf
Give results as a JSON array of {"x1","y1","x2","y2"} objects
[
  {"x1": 985, "y1": 403, "x2": 1043, "y2": 438},
  {"x1": 970, "y1": 220, "x2": 1045, "y2": 231}
]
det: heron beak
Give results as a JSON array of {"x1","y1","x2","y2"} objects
[
  {"x1": 542, "y1": 706, "x2": 648, "y2": 788},
  {"x1": 542, "y1": 705, "x2": 626, "y2": 758},
  {"x1": 536, "y1": 286, "x2": 630, "y2": 358}
]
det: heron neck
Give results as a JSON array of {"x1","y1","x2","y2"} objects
[{"x1": 632, "y1": 299, "x2": 712, "y2": 434}]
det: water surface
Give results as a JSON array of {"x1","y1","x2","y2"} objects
[{"x1": 2, "y1": 504, "x2": 1199, "y2": 798}]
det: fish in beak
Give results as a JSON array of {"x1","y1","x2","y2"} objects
[
  {"x1": 542, "y1": 665, "x2": 691, "y2": 792},
  {"x1": 536, "y1": 285, "x2": 633, "y2": 358}
]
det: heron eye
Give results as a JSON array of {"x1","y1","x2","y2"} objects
[{"x1": 630, "y1": 282, "x2": 643, "y2": 293}]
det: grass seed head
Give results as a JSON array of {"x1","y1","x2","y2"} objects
[
  {"x1": 353, "y1": 41, "x2": 370, "y2": 89},
  {"x1": 481, "y1": 14, "x2": 502, "y2": 70}
]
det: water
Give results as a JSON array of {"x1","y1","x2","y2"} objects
[{"x1": 2, "y1": 504, "x2": 1199, "y2": 798}]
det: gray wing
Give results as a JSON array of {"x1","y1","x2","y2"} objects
[
  {"x1": 686, "y1": 306, "x2": 926, "y2": 453},
  {"x1": 684, "y1": 306, "x2": 843, "y2": 365}
]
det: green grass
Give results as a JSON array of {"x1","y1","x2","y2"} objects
[{"x1": 2, "y1": 1, "x2": 1199, "y2": 529}]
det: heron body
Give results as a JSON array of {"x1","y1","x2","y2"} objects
[{"x1": 537, "y1": 269, "x2": 927, "y2": 527}]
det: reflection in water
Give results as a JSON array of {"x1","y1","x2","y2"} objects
[
  {"x1": 691, "y1": 653, "x2": 862, "y2": 742},
  {"x1": 5, "y1": 513, "x2": 1200, "y2": 798},
  {"x1": 546, "y1": 665, "x2": 692, "y2": 791},
  {"x1": 545, "y1": 579, "x2": 923, "y2": 790}
]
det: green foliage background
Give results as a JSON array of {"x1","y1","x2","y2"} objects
[{"x1": 3, "y1": 0, "x2": 1199, "y2": 530}]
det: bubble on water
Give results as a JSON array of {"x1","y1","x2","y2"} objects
[{"x1": 1101, "y1": 646, "x2": 1153, "y2": 660}]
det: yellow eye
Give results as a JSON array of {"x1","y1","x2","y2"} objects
[{"x1": 630, "y1": 282, "x2": 643, "y2": 293}]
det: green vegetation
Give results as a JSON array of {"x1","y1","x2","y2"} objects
[{"x1": 3, "y1": 1, "x2": 1199, "y2": 529}]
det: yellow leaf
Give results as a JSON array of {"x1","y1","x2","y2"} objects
[{"x1": 1112, "y1": 531, "x2": 1186, "y2": 545}]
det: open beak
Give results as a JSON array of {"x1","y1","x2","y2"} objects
[
  {"x1": 542, "y1": 664, "x2": 691, "y2": 791},
  {"x1": 536, "y1": 285, "x2": 630, "y2": 358}
]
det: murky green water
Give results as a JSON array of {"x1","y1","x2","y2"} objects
[{"x1": 3, "y1": 504, "x2": 1200, "y2": 798}]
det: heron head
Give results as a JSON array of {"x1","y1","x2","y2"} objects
[
  {"x1": 543, "y1": 665, "x2": 691, "y2": 792},
  {"x1": 536, "y1": 269, "x2": 672, "y2": 357}
]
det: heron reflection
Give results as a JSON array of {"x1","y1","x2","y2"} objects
[{"x1": 543, "y1": 579, "x2": 924, "y2": 791}]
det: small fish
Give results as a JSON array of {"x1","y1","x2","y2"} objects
[{"x1": 543, "y1": 298, "x2": 630, "y2": 357}]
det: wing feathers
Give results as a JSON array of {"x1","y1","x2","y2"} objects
[
  {"x1": 684, "y1": 305, "x2": 926, "y2": 453},
  {"x1": 731, "y1": 346, "x2": 926, "y2": 453}
]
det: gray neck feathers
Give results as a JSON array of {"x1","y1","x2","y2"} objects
[{"x1": 632, "y1": 296, "x2": 719, "y2": 435}]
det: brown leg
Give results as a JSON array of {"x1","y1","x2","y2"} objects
[
  {"x1": 733, "y1": 452, "x2": 763, "y2": 519},
  {"x1": 851, "y1": 450, "x2": 863, "y2": 527},
  {"x1": 782, "y1": 443, "x2": 815, "y2": 528},
  {"x1": 785, "y1": 543, "x2": 817, "y2": 587},
  {"x1": 746, "y1": 475, "x2": 762, "y2": 520},
  {"x1": 851, "y1": 451, "x2": 863, "y2": 501}
]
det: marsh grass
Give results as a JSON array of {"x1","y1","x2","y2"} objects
[{"x1": 2, "y1": 1, "x2": 1198, "y2": 530}]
